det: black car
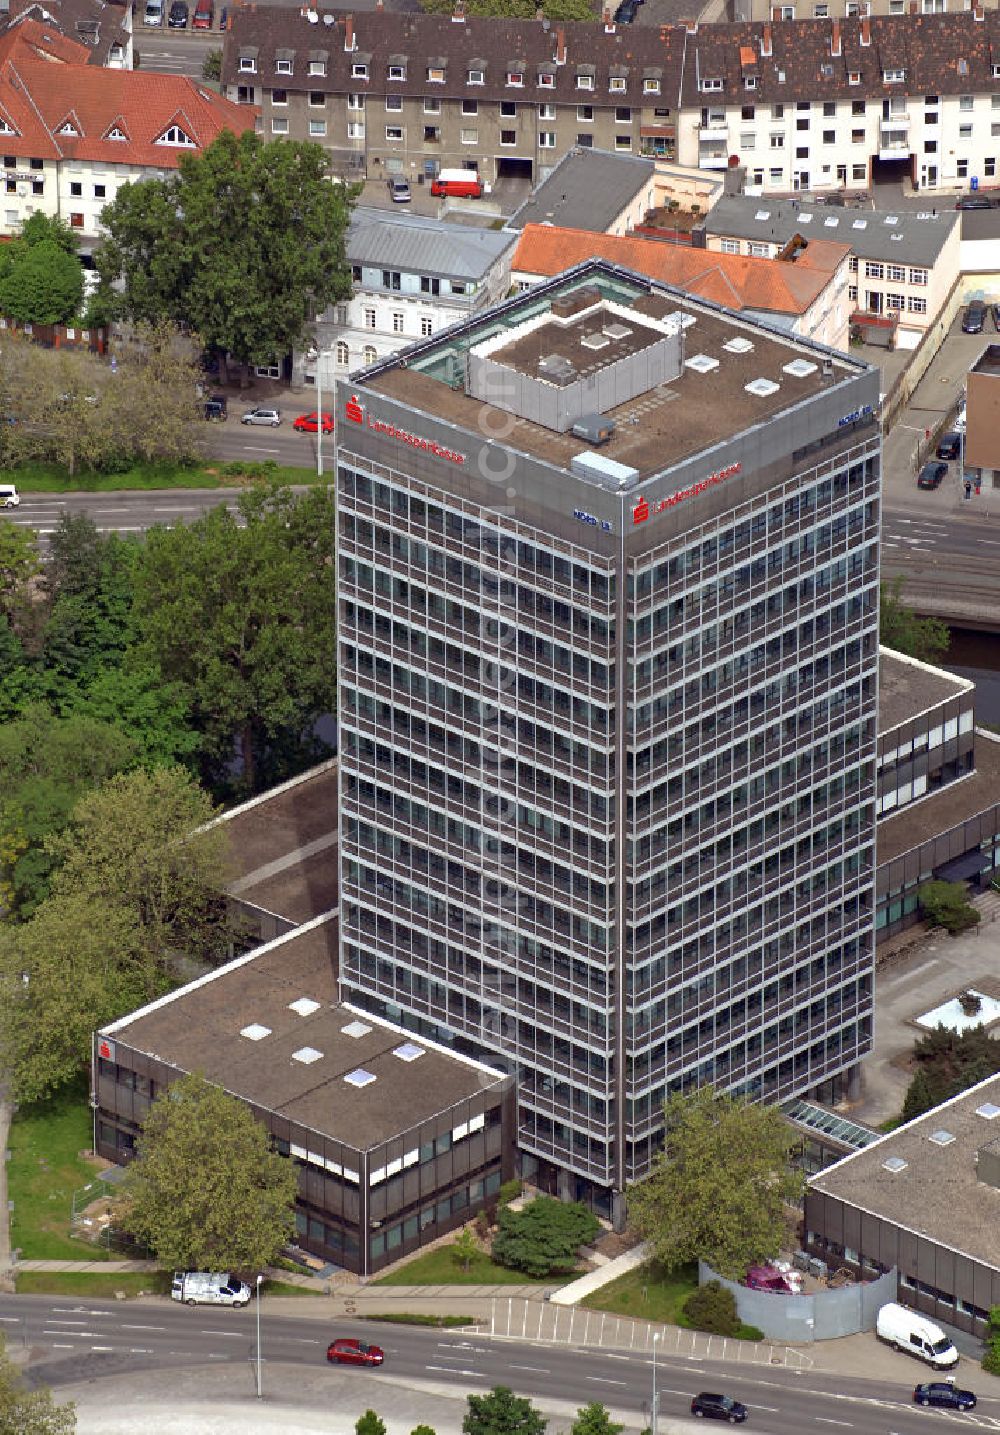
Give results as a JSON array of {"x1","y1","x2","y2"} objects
[
  {"x1": 917, "y1": 461, "x2": 948, "y2": 490},
  {"x1": 913, "y1": 1383, "x2": 977, "y2": 1410},
  {"x1": 614, "y1": 0, "x2": 638, "y2": 20},
  {"x1": 956, "y1": 194, "x2": 993, "y2": 210},
  {"x1": 962, "y1": 300, "x2": 986, "y2": 334},
  {"x1": 168, "y1": 0, "x2": 188, "y2": 24},
  {"x1": 936, "y1": 431, "x2": 961, "y2": 460},
  {"x1": 691, "y1": 1393, "x2": 748, "y2": 1423}
]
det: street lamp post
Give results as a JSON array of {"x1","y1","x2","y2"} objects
[
  {"x1": 306, "y1": 344, "x2": 333, "y2": 480},
  {"x1": 651, "y1": 1330, "x2": 661, "y2": 1435},
  {"x1": 255, "y1": 1273, "x2": 263, "y2": 1399}
]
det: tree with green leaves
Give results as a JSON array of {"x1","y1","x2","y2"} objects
[
  {"x1": 491, "y1": 1195, "x2": 599, "y2": 1278},
  {"x1": 202, "y1": 47, "x2": 222, "y2": 80},
  {"x1": 0, "y1": 1336, "x2": 75, "y2": 1434},
  {"x1": 880, "y1": 576, "x2": 949, "y2": 664},
  {"x1": 0, "y1": 212, "x2": 83, "y2": 326},
  {"x1": 682, "y1": 1280, "x2": 741, "y2": 1337},
  {"x1": 116, "y1": 1073, "x2": 298, "y2": 1269},
  {"x1": 628, "y1": 1085, "x2": 803, "y2": 1279},
  {"x1": 97, "y1": 131, "x2": 353, "y2": 374},
  {"x1": 464, "y1": 1387, "x2": 546, "y2": 1435},
  {"x1": 131, "y1": 485, "x2": 338, "y2": 792},
  {"x1": 411, "y1": 1426, "x2": 437, "y2": 1435},
  {"x1": 356, "y1": 1413, "x2": 387, "y2": 1435},
  {"x1": 452, "y1": 1226, "x2": 479, "y2": 1273},
  {"x1": 570, "y1": 1404, "x2": 623, "y2": 1435},
  {"x1": 0, "y1": 517, "x2": 41, "y2": 620},
  {"x1": 900, "y1": 1024, "x2": 1000, "y2": 1123},
  {"x1": 917, "y1": 879, "x2": 980, "y2": 935}
]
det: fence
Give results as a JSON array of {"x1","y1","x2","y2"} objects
[
  {"x1": 488, "y1": 1296, "x2": 814, "y2": 1369},
  {"x1": 698, "y1": 1262, "x2": 897, "y2": 1343}
]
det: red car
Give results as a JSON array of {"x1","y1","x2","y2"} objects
[
  {"x1": 327, "y1": 1338, "x2": 384, "y2": 1367},
  {"x1": 293, "y1": 410, "x2": 334, "y2": 434}
]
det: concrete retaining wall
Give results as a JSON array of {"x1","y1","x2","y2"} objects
[{"x1": 698, "y1": 1262, "x2": 897, "y2": 1342}]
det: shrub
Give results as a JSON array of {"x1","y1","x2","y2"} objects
[
  {"x1": 918, "y1": 879, "x2": 980, "y2": 935},
  {"x1": 736, "y1": 1323, "x2": 765, "y2": 1341},
  {"x1": 498, "y1": 1178, "x2": 523, "y2": 1208},
  {"x1": 982, "y1": 1336, "x2": 1000, "y2": 1376},
  {"x1": 682, "y1": 1280, "x2": 741, "y2": 1337}
]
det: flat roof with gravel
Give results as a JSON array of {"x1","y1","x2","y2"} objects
[
  {"x1": 876, "y1": 729, "x2": 1000, "y2": 865},
  {"x1": 878, "y1": 648, "x2": 972, "y2": 734}
]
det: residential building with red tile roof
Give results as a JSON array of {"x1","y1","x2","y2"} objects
[
  {"x1": 0, "y1": 54, "x2": 257, "y2": 245},
  {"x1": 510, "y1": 221, "x2": 852, "y2": 349},
  {"x1": 3, "y1": 1, "x2": 131, "y2": 70}
]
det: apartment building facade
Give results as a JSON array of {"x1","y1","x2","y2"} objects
[
  {"x1": 678, "y1": 13, "x2": 1000, "y2": 196},
  {"x1": 732, "y1": 0, "x2": 998, "y2": 24},
  {"x1": 334, "y1": 258, "x2": 881, "y2": 1216},
  {"x1": 221, "y1": 7, "x2": 686, "y2": 183}
]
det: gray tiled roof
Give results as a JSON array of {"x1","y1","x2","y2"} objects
[
  {"x1": 704, "y1": 195, "x2": 959, "y2": 267},
  {"x1": 347, "y1": 206, "x2": 516, "y2": 281},
  {"x1": 506, "y1": 148, "x2": 655, "y2": 234}
]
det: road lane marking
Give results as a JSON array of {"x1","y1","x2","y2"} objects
[
  {"x1": 50, "y1": 1343, "x2": 75, "y2": 1349},
  {"x1": 750, "y1": 1406, "x2": 779, "y2": 1412},
  {"x1": 815, "y1": 1421, "x2": 854, "y2": 1427},
  {"x1": 121, "y1": 1324, "x2": 166, "y2": 1331},
  {"x1": 90, "y1": 1345, "x2": 116, "y2": 1351},
  {"x1": 0, "y1": 1317, "x2": 20, "y2": 1323},
  {"x1": 509, "y1": 1365, "x2": 551, "y2": 1374},
  {"x1": 290, "y1": 1338, "x2": 322, "y2": 1345},
  {"x1": 425, "y1": 1365, "x2": 477, "y2": 1376},
  {"x1": 200, "y1": 1330, "x2": 243, "y2": 1338},
  {"x1": 129, "y1": 1348, "x2": 155, "y2": 1354},
  {"x1": 604, "y1": 1353, "x2": 632, "y2": 1361},
  {"x1": 585, "y1": 1377, "x2": 626, "y2": 1386}
]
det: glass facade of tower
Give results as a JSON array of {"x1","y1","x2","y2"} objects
[{"x1": 335, "y1": 264, "x2": 880, "y2": 1211}]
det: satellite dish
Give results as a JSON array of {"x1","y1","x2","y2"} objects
[
  {"x1": 306, "y1": 8, "x2": 318, "y2": 20},
  {"x1": 323, "y1": 12, "x2": 334, "y2": 21}
]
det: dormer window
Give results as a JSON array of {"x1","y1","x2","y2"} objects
[
  {"x1": 106, "y1": 125, "x2": 127, "y2": 140},
  {"x1": 427, "y1": 64, "x2": 446, "y2": 82},
  {"x1": 388, "y1": 64, "x2": 406, "y2": 79},
  {"x1": 883, "y1": 67, "x2": 905, "y2": 82},
  {"x1": 158, "y1": 124, "x2": 195, "y2": 147},
  {"x1": 350, "y1": 62, "x2": 367, "y2": 79},
  {"x1": 506, "y1": 70, "x2": 524, "y2": 86},
  {"x1": 276, "y1": 59, "x2": 292, "y2": 74},
  {"x1": 609, "y1": 76, "x2": 626, "y2": 91},
  {"x1": 576, "y1": 73, "x2": 594, "y2": 90},
  {"x1": 58, "y1": 122, "x2": 78, "y2": 135},
  {"x1": 239, "y1": 55, "x2": 257, "y2": 72},
  {"x1": 702, "y1": 77, "x2": 723, "y2": 91},
  {"x1": 643, "y1": 78, "x2": 660, "y2": 94},
  {"x1": 848, "y1": 70, "x2": 861, "y2": 84},
  {"x1": 538, "y1": 71, "x2": 555, "y2": 87},
  {"x1": 744, "y1": 76, "x2": 756, "y2": 89},
  {"x1": 468, "y1": 68, "x2": 484, "y2": 84}
]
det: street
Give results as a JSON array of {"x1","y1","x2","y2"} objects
[{"x1": 4, "y1": 1292, "x2": 999, "y2": 1435}]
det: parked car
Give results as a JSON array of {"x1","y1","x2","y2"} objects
[
  {"x1": 327, "y1": 1339, "x2": 384, "y2": 1367},
  {"x1": 614, "y1": 0, "x2": 639, "y2": 20},
  {"x1": 962, "y1": 300, "x2": 986, "y2": 334},
  {"x1": 429, "y1": 169, "x2": 484, "y2": 199},
  {"x1": 293, "y1": 410, "x2": 334, "y2": 434},
  {"x1": 913, "y1": 1383, "x2": 977, "y2": 1410},
  {"x1": 241, "y1": 407, "x2": 281, "y2": 427},
  {"x1": 386, "y1": 176, "x2": 411, "y2": 203},
  {"x1": 690, "y1": 1393, "x2": 748, "y2": 1423},
  {"x1": 168, "y1": 0, "x2": 188, "y2": 24},
  {"x1": 192, "y1": 0, "x2": 213, "y2": 26},
  {"x1": 218, "y1": 4, "x2": 227, "y2": 24},
  {"x1": 143, "y1": 0, "x2": 164, "y2": 24},
  {"x1": 936, "y1": 431, "x2": 961, "y2": 460},
  {"x1": 956, "y1": 194, "x2": 993, "y2": 210},
  {"x1": 204, "y1": 396, "x2": 227, "y2": 421},
  {"x1": 917, "y1": 461, "x2": 948, "y2": 490}
]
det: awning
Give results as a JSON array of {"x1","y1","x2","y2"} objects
[
  {"x1": 641, "y1": 124, "x2": 675, "y2": 138},
  {"x1": 935, "y1": 849, "x2": 990, "y2": 883}
]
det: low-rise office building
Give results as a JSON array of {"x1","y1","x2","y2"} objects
[
  {"x1": 510, "y1": 221, "x2": 852, "y2": 348},
  {"x1": 702, "y1": 196, "x2": 961, "y2": 349},
  {"x1": 805, "y1": 1072, "x2": 1000, "y2": 1336},
  {"x1": 302, "y1": 206, "x2": 517, "y2": 388},
  {"x1": 964, "y1": 343, "x2": 1000, "y2": 486}
]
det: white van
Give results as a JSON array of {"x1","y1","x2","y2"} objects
[
  {"x1": 143, "y1": 0, "x2": 164, "y2": 24},
  {"x1": 171, "y1": 1271, "x2": 252, "y2": 1307},
  {"x1": 875, "y1": 1302, "x2": 959, "y2": 1368},
  {"x1": 0, "y1": 483, "x2": 19, "y2": 509}
]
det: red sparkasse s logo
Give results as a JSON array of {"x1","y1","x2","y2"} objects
[
  {"x1": 98, "y1": 1038, "x2": 114, "y2": 1061},
  {"x1": 345, "y1": 394, "x2": 364, "y2": 425},
  {"x1": 632, "y1": 496, "x2": 649, "y2": 525}
]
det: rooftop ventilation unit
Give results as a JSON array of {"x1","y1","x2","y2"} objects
[
  {"x1": 797, "y1": 213, "x2": 813, "y2": 224},
  {"x1": 977, "y1": 1102, "x2": 1000, "y2": 1120},
  {"x1": 550, "y1": 285, "x2": 601, "y2": 319},
  {"x1": 538, "y1": 352, "x2": 577, "y2": 385},
  {"x1": 783, "y1": 358, "x2": 818, "y2": 378},
  {"x1": 393, "y1": 1042, "x2": 425, "y2": 1062},
  {"x1": 342, "y1": 1020, "x2": 372, "y2": 1038},
  {"x1": 580, "y1": 332, "x2": 611, "y2": 351},
  {"x1": 745, "y1": 377, "x2": 780, "y2": 397},
  {"x1": 881, "y1": 1155, "x2": 908, "y2": 1173},
  {"x1": 289, "y1": 997, "x2": 321, "y2": 1016},
  {"x1": 754, "y1": 209, "x2": 770, "y2": 220},
  {"x1": 890, "y1": 233, "x2": 904, "y2": 242},
  {"x1": 685, "y1": 353, "x2": 719, "y2": 373},
  {"x1": 603, "y1": 322, "x2": 632, "y2": 340},
  {"x1": 344, "y1": 1067, "x2": 377, "y2": 1088},
  {"x1": 292, "y1": 1046, "x2": 323, "y2": 1064},
  {"x1": 240, "y1": 1023, "x2": 271, "y2": 1041},
  {"x1": 929, "y1": 1129, "x2": 956, "y2": 1146},
  {"x1": 852, "y1": 219, "x2": 868, "y2": 229},
  {"x1": 824, "y1": 216, "x2": 839, "y2": 228},
  {"x1": 571, "y1": 413, "x2": 615, "y2": 446},
  {"x1": 723, "y1": 336, "x2": 754, "y2": 354},
  {"x1": 884, "y1": 215, "x2": 899, "y2": 225}
]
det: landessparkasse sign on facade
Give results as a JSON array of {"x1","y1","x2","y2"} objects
[
  {"x1": 632, "y1": 461, "x2": 742, "y2": 525},
  {"x1": 344, "y1": 393, "x2": 467, "y2": 466}
]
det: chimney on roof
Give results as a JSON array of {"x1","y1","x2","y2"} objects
[
  {"x1": 831, "y1": 17, "x2": 841, "y2": 56},
  {"x1": 344, "y1": 11, "x2": 357, "y2": 49},
  {"x1": 908, "y1": 2, "x2": 916, "y2": 12},
  {"x1": 686, "y1": 18, "x2": 698, "y2": 32},
  {"x1": 604, "y1": 7, "x2": 615, "y2": 30},
  {"x1": 554, "y1": 23, "x2": 566, "y2": 63},
  {"x1": 770, "y1": 5, "x2": 780, "y2": 17},
  {"x1": 376, "y1": 0, "x2": 383, "y2": 8},
  {"x1": 760, "y1": 21, "x2": 772, "y2": 56},
  {"x1": 860, "y1": 15, "x2": 871, "y2": 44},
  {"x1": 451, "y1": 0, "x2": 465, "y2": 21}
]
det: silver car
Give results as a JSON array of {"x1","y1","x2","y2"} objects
[{"x1": 241, "y1": 407, "x2": 281, "y2": 427}]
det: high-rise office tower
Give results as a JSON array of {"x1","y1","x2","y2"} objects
[{"x1": 335, "y1": 261, "x2": 880, "y2": 1221}]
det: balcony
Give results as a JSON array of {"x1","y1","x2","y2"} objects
[{"x1": 698, "y1": 143, "x2": 730, "y2": 171}]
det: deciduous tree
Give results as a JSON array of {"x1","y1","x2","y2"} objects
[
  {"x1": 452, "y1": 1227, "x2": 479, "y2": 1273},
  {"x1": 97, "y1": 132, "x2": 353, "y2": 372},
  {"x1": 0, "y1": 212, "x2": 83, "y2": 326},
  {"x1": 356, "y1": 1413, "x2": 387, "y2": 1435},
  {"x1": 116, "y1": 1073, "x2": 298, "y2": 1270},
  {"x1": 628, "y1": 1086, "x2": 803, "y2": 1279},
  {"x1": 491, "y1": 1195, "x2": 599, "y2": 1278},
  {"x1": 570, "y1": 1405, "x2": 623, "y2": 1435},
  {"x1": 463, "y1": 1387, "x2": 547, "y2": 1435},
  {"x1": 0, "y1": 518, "x2": 41, "y2": 620},
  {"x1": 880, "y1": 576, "x2": 949, "y2": 664},
  {"x1": 0, "y1": 1335, "x2": 75, "y2": 1434}
]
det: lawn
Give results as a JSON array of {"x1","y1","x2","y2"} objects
[
  {"x1": 11, "y1": 458, "x2": 319, "y2": 493},
  {"x1": 14, "y1": 1271, "x2": 170, "y2": 1299},
  {"x1": 373, "y1": 1242, "x2": 561, "y2": 1286},
  {"x1": 7, "y1": 1083, "x2": 113, "y2": 1261},
  {"x1": 581, "y1": 1261, "x2": 699, "y2": 1325}
]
